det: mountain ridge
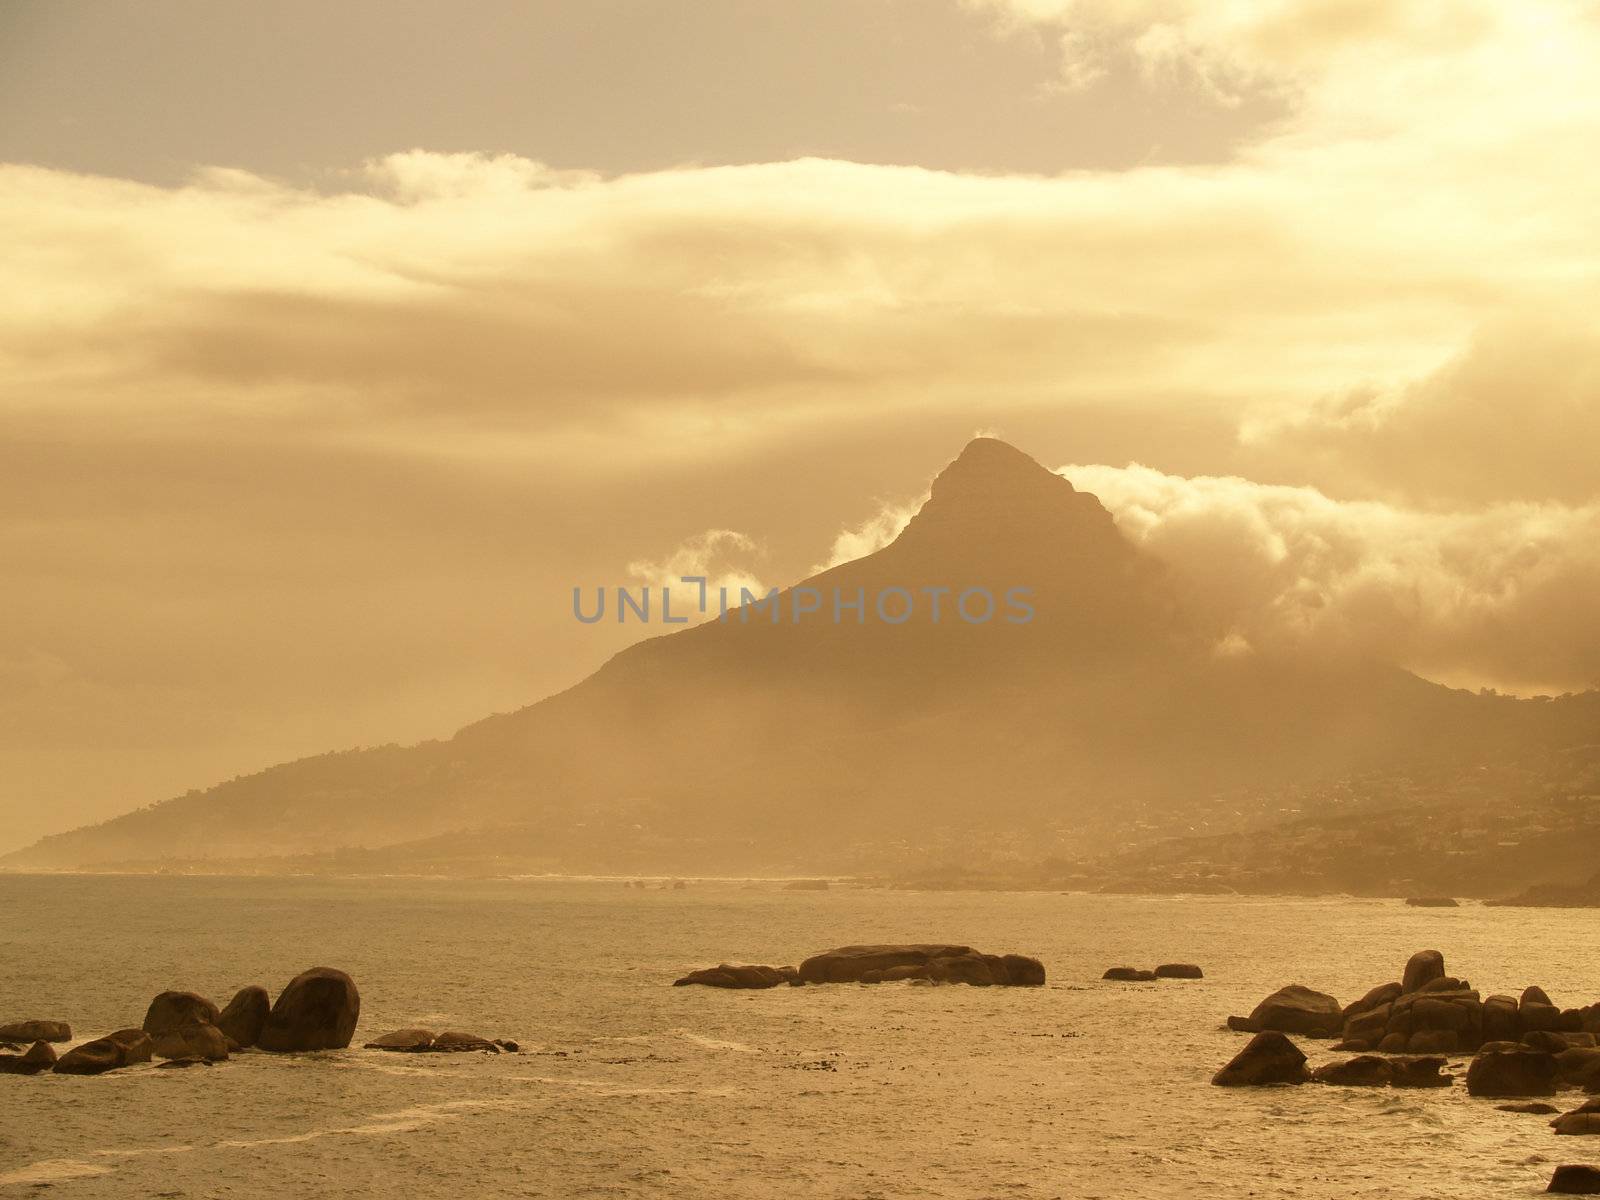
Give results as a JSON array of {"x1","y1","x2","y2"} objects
[{"x1": 6, "y1": 437, "x2": 1596, "y2": 876}]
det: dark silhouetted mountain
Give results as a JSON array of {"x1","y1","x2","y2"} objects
[{"x1": 6, "y1": 438, "x2": 1597, "y2": 876}]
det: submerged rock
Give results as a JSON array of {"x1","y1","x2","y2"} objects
[
  {"x1": 431, "y1": 1031, "x2": 499, "y2": 1053},
  {"x1": 365, "y1": 1028, "x2": 436, "y2": 1052},
  {"x1": 1554, "y1": 1100, "x2": 1600, "y2": 1137},
  {"x1": 216, "y1": 986, "x2": 270, "y2": 1049},
  {"x1": 674, "y1": 964, "x2": 797, "y2": 989},
  {"x1": 1154, "y1": 963, "x2": 1204, "y2": 979},
  {"x1": 797, "y1": 945, "x2": 1044, "y2": 986},
  {"x1": 0, "y1": 1040, "x2": 58, "y2": 1075},
  {"x1": 1312, "y1": 1055, "x2": 1393, "y2": 1086},
  {"x1": 1213, "y1": 1031, "x2": 1309, "y2": 1087},
  {"x1": 257, "y1": 967, "x2": 360, "y2": 1052},
  {"x1": 0, "y1": 1019, "x2": 71, "y2": 1043},
  {"x1": 1103, "y1": 967, "x2": 1156, "y2": 982},
  {"x1": 1499, "y1": 1102, "x2": 1562, "y2": 1114},
  {"x1": 53, "y1": 1028, "x2": 153, "y2": 1076}
]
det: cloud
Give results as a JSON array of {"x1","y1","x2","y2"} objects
[
  {"x1": 1062, "y1": 461, "x2": 1600, "y2": 692},
  {"x1": 627, "y1": 529, "x2": 767, "y2": 623}
]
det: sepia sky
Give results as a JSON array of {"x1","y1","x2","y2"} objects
[{"x1": 3, "y1": 0, "x2": 1599, "y2": 850}]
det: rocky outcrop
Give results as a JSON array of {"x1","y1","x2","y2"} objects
[
  {"x1": 1231, "y1": 985, "x2": 1343, "y2": 1036},
  {"x1": 1155, "y1": 963, "x2": 1204, "y2": 979},
  {"x1": 1547, "y1": 1164, "x2": 1600, "y2": 1194},
  {"x1": 216, "y1": 986, "x2": 270, "y2": 1048},
  {"x1": 0, "y1": 1041, "x2": 57, "y2": 1075},
  {"x1": 674, "y1": 964, "x2": 798, "y2": 989},
  {"x1": 1467, "y1": 1048, "x2": 1559, "y2": 1096},
  {"x1": 1554, "y1": 1100, "x2": 1600, "y2": 1137},
  {"x1": 142, "y1": 992, "x2": 220, "y2": 1036},
  {"x1": 257, "y1": 967, "x2": 360, "y2": 1052},
  {"x1": 1213, "y1": 1032, "x2": 1309, "y2": 1086},
  {"x1": 0, "y1": 1019, "x2": 71, "y2": 1043},
  {"x1": 151, "y1": 1022, "x2": 229, "y2": 1062},
  {"x1": 53, "y1": 1028, "x2": 153, "y2": 1076},
  {"x1": 797, "y1": 945, "x2": 1045, "y2": 986}
]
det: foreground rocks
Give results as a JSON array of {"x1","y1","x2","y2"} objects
[
  {"x1": 258, "y1": 967, "x2": 361, "y2": 1052},
  {"x1": 674, "y1": 964, "x2": 798, "y2": 988},
  {"x1": 0, "y1": 1019, "x2": 71, "y2": 1043},
  {"x1": 792, "y1": 945, "x2": 1046, "y2": 986},
  {"x1": 1312, "y1": 1054, "x2": 1450, "y2": 1088},
  {"x1": 152, "y1": 1022, "x2": 229, "y2": 1062},
  {"x1": 1548, "y1": 1165, "x2": 1600, "y2": 1194},
  {"x1": 1467, "y1": 1048, "x2": 1560, "y2": 1096}
]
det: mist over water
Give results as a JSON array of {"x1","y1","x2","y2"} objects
[{"x1": 3, "y1": 876, "x2": 1593, "y2": 1198}]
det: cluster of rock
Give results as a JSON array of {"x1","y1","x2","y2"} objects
[
  {"x1": 0, "y1": 967, "x2": 361, "y2": 1077},
  {"x1": 1103, "y1": 964, "x2": 1203, "y2": 981},
  {"x1": 1228, "y1": 950, "x2": 1600, "y2": 1061},
  {"x1": 674, "y1": 944, "x2": 1046, "y2": 988},
  {"x1": 1213, "y1": 1031, "x2": 1450, "y2": 1089},
  {"x1": 363, "y1": 1029, "x2": 519, "y2": 1053}
]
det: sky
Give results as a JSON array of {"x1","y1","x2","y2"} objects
[{"x1": 2, "y1": 0, "x2": 1599, "y2": 851}]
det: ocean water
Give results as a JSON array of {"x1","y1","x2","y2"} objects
[{"x1": 2, "y1": 876, "x2": 1596, "y2": 1199}]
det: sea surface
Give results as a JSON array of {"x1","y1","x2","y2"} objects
[{"x1": 2, "y1": 876, "x2": 1597, "y2": 1199}]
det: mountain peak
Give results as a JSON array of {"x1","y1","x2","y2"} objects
[{"x1": 931, "y1": 438, "x2": 1074, "y2": 501}]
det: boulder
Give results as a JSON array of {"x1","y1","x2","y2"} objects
[
  {"x1": 53, "y1": 1028, "x2": 152, "y2": 1076},
  {"x1": 674, "y1": 964, "x2": 796, "y2": 989},
  {"x1": 0, "y1": 1040, "x2": 58, "y2": 1075},
  {"x1": 1554, "y1": 1100, "x2": 1600, "y2": 1137},
  {"x1": 1312, "y1": 1055, "x2": 1393, "y2": 1086},
  {"x1": 143, "y1": 992, "x2": 220, "y2": 1036},
  {"x1": 216, "y1": 986, "x2": 270, "y2": 1048},
  {"x1": 1500, "y1": 1102, "x2": 1562, "y2": 1114},
  {"x1": 1527, "y1": 1003, "x2": 1568, "y2": 1034},
  {"x1": 1213, "y1": 1031, "x2": 1309, "y2": 1087},
  {"x1": 1344, "y1": 982, "x2": 1403, "y2": 1021},
  {"x1": 257, "y1": 967, "x2": 360, "y2": 1052},
  {"x1": 1154, "y1": 963, "x2": 1204, "y2": 979},
  {"x1": 0, "y1": 1019, "x2": 71, "y2": 1043},
  {"x1": 1244, "y1": 985, "x2": 1343, "y2": 1037},
  {"x1": 797, "y1": 945, "x2": 1043, "y2": 986},
  {"x1": 151, "y1": 1022, "x2": 228, "y2": 1062},
  {"x1": 1402, "y1": 950, "x2": 1446, "y2": 994},
  {"x1": 1526, "y1": 1030, "x2": 1572, "y2": 1054},
  {"x1": 1560, "y1": 1050, "x2": 1600, "y2": 1088},
  {"x1": 1378, "y1": 1032, "x2": 1410, "y2": 1053},
  {"x1": 1548, "y1": 1165, "x2": 1600, "y2": 1194},
  {"x1": 1467, "y1": 1049, "x2": 1559, "y2": 1096},
  {"x1": 1104, "y1": 967, "x2": 1156, "y2": 982},
  {"x1": 364, "y1": 1028, "x2": 436, "y2": 1052},
  {"x1": 430, "y1": 1031, "x2": 499, "y2": 1053},
  {"x1": 1343, "y1": 1003, "x2": 1393, "y2": 1046},
  {"x1": 1526, "y1": 986, "x2": 1557, "y2": 1007},
  {"x1": 1484, "y1": 995, "x2": 1521, "y2": 1042}
]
